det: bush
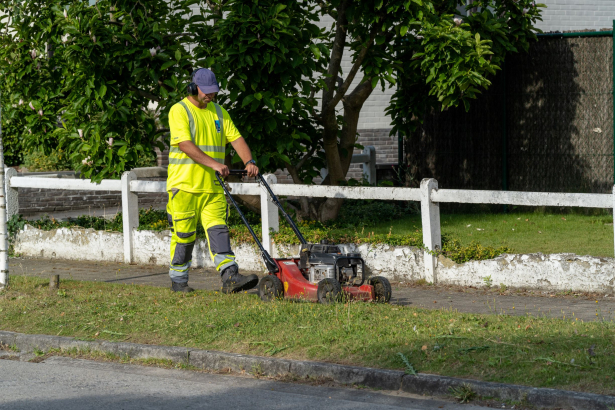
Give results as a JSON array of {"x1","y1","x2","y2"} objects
[
  {"x1": 2, "y1": 131, "x2": 24, "y2": 167},
  {"x1": 134, "y1": 151, "x2": 158, "y2": 169},
  {"x1": 22, "y1": 149, "x2": 73, "y2": 172},
  {"x1": 440, "y1": 237, "x2": 512, "y2": 264}
]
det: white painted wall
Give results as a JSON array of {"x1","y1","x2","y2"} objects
[{"x1": 14, "y1": 225, "x2": 615, "y2": 293}]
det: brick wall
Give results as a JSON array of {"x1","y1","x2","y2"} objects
[{"x1": 17, "y1": 178, "x2": 168, "y2": 217}]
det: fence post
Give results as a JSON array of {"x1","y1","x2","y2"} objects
[
  {"x1": 420, "y1": 178, "x2": 441, "y2": 283},
  {"x1": 121, "y1": 171, "x2": 139, "y2": 264},
  {"x1": 5, "y1": 168, "x2": 18, "y2": 219},
  {"x1": 363, "y1": 146, "x2": 377, "y2": 185},
  {"x1": 260, "y1": 174, "x2": 279, "y2": 256}
]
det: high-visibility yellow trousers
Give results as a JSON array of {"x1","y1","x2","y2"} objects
[{"x1": 167, "y1": 189, "x2": 237, "y2": 284}]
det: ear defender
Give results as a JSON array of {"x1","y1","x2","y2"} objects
[
  {"x1": 187, "y1": 68, "x2": 202, "y2": 96},
  {"x1": 187, "y1": 82, "x2": 198, "y2": 96}
]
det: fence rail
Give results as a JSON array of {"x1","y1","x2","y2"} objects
[
  {"x1": 5, "y1": 168, "x2": 615, "y2": 283},
  {"x1": 432, "y1": 190, "x2": 613, "y2": 209},
  {"x1": 9, "y1": 175, "x2": 122, "y2": 191}
]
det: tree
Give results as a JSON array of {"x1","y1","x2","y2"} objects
[
  {"x1": 203, "y1": 0, "x2": 543, "y2": 221},
  {"x1": 0, "y1": 0, "x2": 205, "y2": 180},
  {"x1": 0, "y1": 0, "x2": 543, "y2": 222}
]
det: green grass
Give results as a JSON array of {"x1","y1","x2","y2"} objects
[
  {"x1": 365, "y1": 212, "x2": 615, "y2": 258},
  {"x1": 1, "y1": 276, "x2": 615, "y2": 395}
]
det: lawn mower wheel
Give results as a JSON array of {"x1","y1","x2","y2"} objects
[
  {"x1": 317, "y1": 278, "x2": 342, "y2": 304},
  {"x1": 369, "y1": 276, "x2": 392, "y2": 303},
  {"x1": 258, "y1": 275, "x2": 284, "y2": 302}
]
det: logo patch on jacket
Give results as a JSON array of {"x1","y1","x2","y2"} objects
[{"x1": 215, "y1": 120, "x2": 221, "y2": 133}]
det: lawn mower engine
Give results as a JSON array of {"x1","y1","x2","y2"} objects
[{"x1": 299, "y1": 240, "x2": 364, "y2": 286}]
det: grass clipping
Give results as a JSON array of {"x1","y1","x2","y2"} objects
[{"x1": 1, "y1": 276, "x2": 613, "y2": 396}]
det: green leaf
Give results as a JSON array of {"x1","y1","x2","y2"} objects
[
  {"x1": 99, "y1": 84, "x2": 107, "y2": 98},
  {"x1": 284, "y1": 98, "x2": 293, "y2": 112},
  {"x1": 242, "y1": 95, "x2": 255, "y2": 108},
  {"x1": 254, "y1": 92, "x2": 262, "y2": 101},
  {"x1": 160, "y1": 87, "x2": 169, "y2": 99},
  {"x1": 309, "y1": 44, "x2": 321, "y2": 59},
  {"x1": 175, "y1": 49, "x2": 181, "y2": 61},
  {"x1": 265, "y1": 117, "x2": 277, "y2": 132},
  {"x1": 400, "y1": 26, "x2": 409, "y2": 36},
  {"x1": 161, "y1": 61, "x2": 175, "y2": 71},
  {"x1": 371, "y1": 77, "x2": 379, "y2": 89},
  {"x1": 118, "y1": 145, "x2": 127, "y2": 157}
]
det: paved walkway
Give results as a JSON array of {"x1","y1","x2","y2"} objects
[{"x1": 9, "y1": 256, "x2": 615, "y2": 323}]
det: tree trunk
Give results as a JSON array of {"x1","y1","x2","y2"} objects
[{"x1": 316, "y1": 80, "x2": 375, "y2": 222}]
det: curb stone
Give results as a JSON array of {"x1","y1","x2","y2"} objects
[
  {"x1": 1, "y1": 330, "x2": 614, "y2": 409},
  {"x1": 401, "y1": 374, "x2": 615, "y2": 409}
]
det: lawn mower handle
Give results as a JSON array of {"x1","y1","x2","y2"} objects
[
  {"x1": 255, "y1": 172, "x2": 308, "y2": 246},
  {"x1": 217, "y1": 169, "x2": 308, "y2": 245},
  {"x1": 215, "y1": 171, "x2": 279, "y2": 274}
]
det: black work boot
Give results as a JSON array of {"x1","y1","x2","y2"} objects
[
  {"x1": 221, "y1": 265, "x2": 258, "y2": 294},
  {"x1": 171, "y1": 281, "x2": 194, "y2": 293}
]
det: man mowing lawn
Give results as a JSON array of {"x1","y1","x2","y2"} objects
[{"x1": 166, "y1": 68, "x2": 259, "y2": 293}]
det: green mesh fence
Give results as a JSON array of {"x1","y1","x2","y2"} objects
[{"x1": 406, "y1": 32, "x2": 614, "y2": 194}]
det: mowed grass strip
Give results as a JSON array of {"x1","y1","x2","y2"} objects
[{"x1": 1, "y1": 276, "x2": 614, "y2": 395}]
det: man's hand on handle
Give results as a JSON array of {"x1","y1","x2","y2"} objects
[
  {"x1": 212, "y1": 163, "x2": 229, "y2": 177},
  {"x1": 246, "y1": 163, "x2": 259, "y2": 178}
]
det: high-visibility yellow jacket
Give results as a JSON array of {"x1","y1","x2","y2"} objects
[{"x1": 167, "y1": 98, "x2": 242, "y2": 194}]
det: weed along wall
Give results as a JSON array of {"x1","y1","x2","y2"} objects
[{"x1": 13, "y1": 225, "x2": 615, "y2": 293}]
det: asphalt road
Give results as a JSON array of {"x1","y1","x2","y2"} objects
[{"x1": 0, "y1": 356, "x2": 491, "y2": 410}]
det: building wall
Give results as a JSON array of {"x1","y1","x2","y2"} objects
[{"x1": 537, "y1": 0, "x2": 614, "y2": 32}]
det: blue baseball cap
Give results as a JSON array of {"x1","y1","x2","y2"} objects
[{"x1": 193, "y1": 68, "x2": 220, "y2": 94}]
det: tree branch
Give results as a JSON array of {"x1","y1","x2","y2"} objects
[
  {"x1": 154, "y1": 128, "x2": 169, "y2": 136},
  {"x1": 321, "y1": 0, "x2": 349, "y2": 115},
  {"x1": 327, "y1": 24, "x2": 380, "y2": 111},
  {"x1": 128, "y1": 85, "x2": 160, "y2": 102},
  {"x1": 345, "y1": 76, "x2": 375, "y2": 108},
  {"x1": 285, "y1": 163, "x2": 305, "y2": 185},
  {"x1": 296, "y1": 144, "x2": 318, "y2": 171}
]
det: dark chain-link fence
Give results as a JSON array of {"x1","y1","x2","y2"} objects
[{"x1": 406, "y1": 32, "x2": 614, "y2": 194}]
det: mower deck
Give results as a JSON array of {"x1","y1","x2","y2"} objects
[{"x1": 276, "y1": 258, "x2": 374, "y2": 302}]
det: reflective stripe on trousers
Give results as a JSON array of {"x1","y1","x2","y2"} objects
[{"x1": 167, "y1": 190, "x2": 237, "y2": 283}]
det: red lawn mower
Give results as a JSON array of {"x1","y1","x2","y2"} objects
[{"x1": 216, "y1": 170, "x2": 392, "y2": 304}]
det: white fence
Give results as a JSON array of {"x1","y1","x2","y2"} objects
[{"x1": 5, "y1": 167, "x2": 615, "y2": 282}]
